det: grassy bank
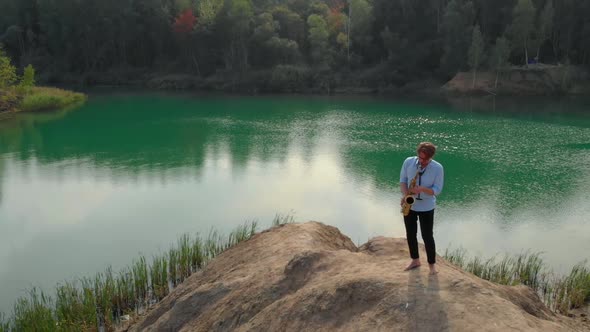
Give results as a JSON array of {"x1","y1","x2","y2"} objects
[
  {"x1": 17, "y1": 87, "x2": 86, "y2": 113},
  {"x1": 0, "y1": 214, "x2": 293, "y2": 332},
  {"x1": 444, "y1": 248, "x2": 590, "y2": 314},
  {"x1": 0, "y1": 87, "x2": 86, "y2": 115}
]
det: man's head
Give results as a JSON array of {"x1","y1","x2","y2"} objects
[{"x1": 416, "y1": 142, "x2": 436, "y2": 167}]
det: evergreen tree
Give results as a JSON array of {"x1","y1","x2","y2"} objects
[{"x1": 19, "y1": 64, "x2": 35, "y2": 90}]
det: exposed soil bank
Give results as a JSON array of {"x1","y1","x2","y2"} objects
[{"x1": 126, "y1": 222, "x2": 588, "y2": 332}]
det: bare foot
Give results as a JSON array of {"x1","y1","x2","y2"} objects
[
  {"x1": 404, "y1": 259, "x2": 421, "y2": 271},
  {"x1": 429, "y1": 264, "x2": 438, "y2": 275}
]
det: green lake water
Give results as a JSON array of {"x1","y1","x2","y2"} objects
[{"x1": 0, "y1": 91, "x2": 589, "y2": 314}]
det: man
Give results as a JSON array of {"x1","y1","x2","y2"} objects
[{"x1": 399, "y1": 142, "x2": 444, "y2": 275}]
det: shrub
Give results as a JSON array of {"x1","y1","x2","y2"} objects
[
  {"x1": 0, "y1": 47, "x2": 17, "y2": 89},
  {"x1": 19, "y1": 64, "x2": 36, "y2": 90},
  {"x1": 0, "y1": 88, "x2": 21, "y2": 112},
  {"x1": 269, "y1": 65, "x2": 311, "y2": 92}
]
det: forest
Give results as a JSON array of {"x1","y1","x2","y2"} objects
[{"x1": 1, "y1": 0, "x2": 590, "y2": 91}]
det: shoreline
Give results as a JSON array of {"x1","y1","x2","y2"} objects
[
  {"x1": 1, "y1": 220, "x2": 587, "y2": 331},
  {"x1": 32, "y1": 64, "x2": 590, "y2": 98}
]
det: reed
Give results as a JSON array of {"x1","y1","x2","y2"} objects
[
  {"x1": 55, "y1": 280, "x2": 96, "y2": 329},
  {"x1": 81, "y1": 279, "x2": 98, "y2": 327},
  {"x1": 168, "y1": 248, "x2": 179, "y2": 288},
  {"x1": 0, "y1": 219, "x2": 267, "y2": 330},
  {"x1": 227, "y1": 221, "x2": 258, "y2": 249},
  {"x1": 11, "y1": 288, "x2": 56, "y2": 332},
  {"x1": 547, "y1": 262, "x2": 590, "y2": 313},
  {"x1": 443, "y1": 248, "x2": 590, "y2": 314},
  {"x1": 190, "y1": 236, "x2": 204, "y2": 272},
  {"x1": 443, "y1": 247, "x2": 466, "y2": 267},
  {"x1": 116, "y1": 268, "x2": 136, "y2": 318},
  {"x1": 488, "y1": 254, "x2": 515, "y2": 285},
  {"x1": 564, "y1": 262, "x2": 590, "y2": 308},
  {"x1": 205, "y1": 229, "x2": 223, "y2": 259},
  {"x1": 150, "y1": 255, "x2": 169, "y2": 301},
  {"x1": 132, "y1": 256, "x2": 149, "y2": 310},
  {"x1": 0, "y1": 313, "x2": 9, "y2": 332},
  {"x1": 272, "y1": 212, "x2": 295, "y2": 226},
  {"x1": 94, "y1": 269, "x2": 117, "y2": 329},
  {"x1": 513, "y1": 252, "x2": 545, "y2": 290},
  {"x1": 178, "y1": 234, "x2": 192, "y2": 282}
]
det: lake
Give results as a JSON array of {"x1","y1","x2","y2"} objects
[{"x1": 0, "y1": 91, "x2": 589, "y2": 314}]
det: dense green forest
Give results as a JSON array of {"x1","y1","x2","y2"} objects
[{"x1": 1, "y1": 0, "x2": 589, "y2": 91}]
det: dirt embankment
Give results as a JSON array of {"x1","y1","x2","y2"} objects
[
  {"x1": 124, "y1": 222, "x2": 588, "y2": 331},
  {"x1": 443, "y1": 65, "x2": 590, "y2": 96}
]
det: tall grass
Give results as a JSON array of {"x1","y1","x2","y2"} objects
[
  {"x1": 11, "y1": 288, "x2": 56, "y2": 331},
  {"x1": 0, "y1": 218, "x2": 269, "y2": 331},
  {"x1": 0, "y1": 313, "x2": 9, "y2": 332},
  {"x1": 272, "y1": 212, "x2": 295, "y2": 227},
  {"x1": 55, "y1": 280, "x2": 96, "y2": 330},
  {"x1": 18, "y1": 87, "x2": 86, "y2": 112},
  {"x1": 444, "y1": 248, "x2": 590, "y2": 313},
  {"x1": 150, "y1": 256, "x2": 168, "y2": 302}
]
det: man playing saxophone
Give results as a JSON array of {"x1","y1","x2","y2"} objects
[{"x1": 399, "y1": 142, "x2": 444, "y2": 275}]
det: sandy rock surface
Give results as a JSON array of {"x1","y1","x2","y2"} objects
[{"x1": 127, "y1": 222, "x2": 587, "y2": 332}]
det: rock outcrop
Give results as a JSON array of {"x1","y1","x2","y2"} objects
[{"x1": 128, "y1": 222, "x2": 586, "y2": 331}]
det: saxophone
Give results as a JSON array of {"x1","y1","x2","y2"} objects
[{"x1": 401, "y1": 169, "x2": 420, "y2": 216}]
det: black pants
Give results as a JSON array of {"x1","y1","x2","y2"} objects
[{"x1": 404, "y1": 209, "x2": 436, "y2": 264}]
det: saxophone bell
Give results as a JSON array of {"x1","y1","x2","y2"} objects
[{"x1": 401, "y1": 194, "x2": 415, "y2": 216}]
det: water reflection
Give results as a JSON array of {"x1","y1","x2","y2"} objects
[
  {"x1": 437, "y1": 185, "x2": 590, "y2": 275},
  {"x1": 0, "y1": 93, "x2": 589, "y2": 314}
]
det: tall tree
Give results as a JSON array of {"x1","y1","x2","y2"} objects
[
  {"x1": 440, "y1": 0, "x2": 475, "y2": 76},
  {"x1": 490, "y1": 36, "x2": 510, "y2": 88},
  {"x1": 536, "y1": 0, "x2": 553, "y2": 61},
  {"x1": 219, "y1": 0, "x2": 254, "y2": 71},
  {"x1": 271, "y1": 6, "x2": 305, "y2": 47},
  {"x1": 508, "y1": 0, "x2": 535, "y2": 65},
  {"x1": 173, "y1": 9, "x2": 200, "y2": 74},
  {"x1": 250, "y1": 12, "x2": 299, "y2": 66},
  {"x1": 307, "y1": 14, "x2": 330, "y2": 67},
  {"x1": 468, "y1": 24, "x2": 484, "y2": 88},
  {"x1": 475, "y1": 0, "x2": 516, "y2": 44},
  {"x1": 348, "y1": 0, "x2": 373, "y2": 64}
]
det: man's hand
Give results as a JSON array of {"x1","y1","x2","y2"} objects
[{"x1": 413, "y1": 186, "x2": 433, "y2": 195}]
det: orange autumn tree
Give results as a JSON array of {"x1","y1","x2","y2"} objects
[
  {"x1": 327, "y1": 0, "x2": 348, "y2": 56},
  {"x1": 173, "y1": 9, "x2": 197, "y2": 35},
  {"x1": 327, "y1": 0, "x2": 346, "y2": 32},
  {"x1": 173, "y1": 9, "x2": 201, "y2": 75}
]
